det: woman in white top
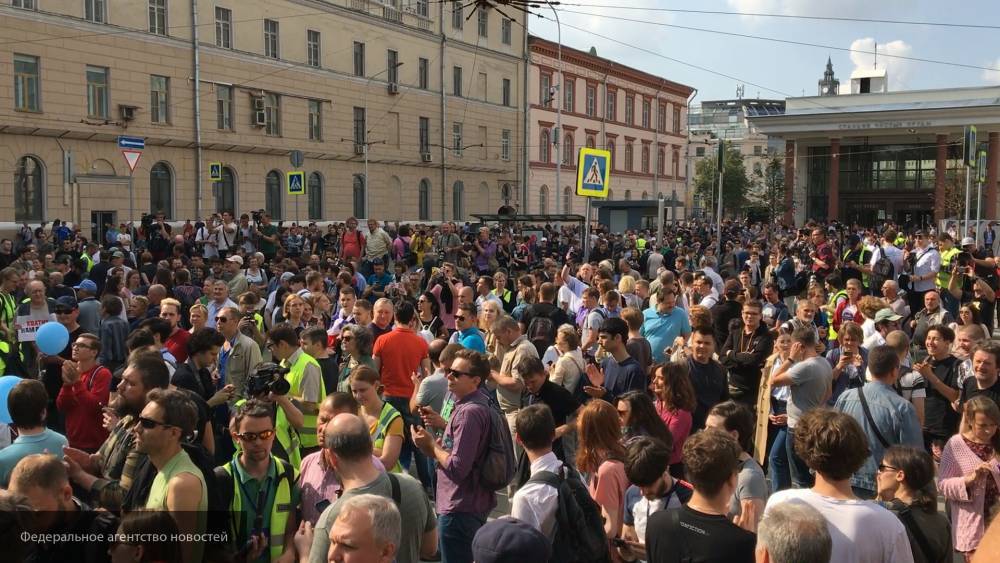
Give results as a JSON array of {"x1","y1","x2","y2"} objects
[{"x1": 547, "y1": 325, "x2": 586, "y2": 393}]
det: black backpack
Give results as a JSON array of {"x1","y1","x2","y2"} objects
[
  {"x1": 529, "y1": 467, "x2": 611, "y2": 563},
  {"x1": 871, "y1": 247, "x2": 896, "y2": 289},
  {"x1": 478, "y1": 398, "x2": 517, "y2": 491},
  {"x1": 527, "y1": 314, "x2": 558, "y2": 357}
]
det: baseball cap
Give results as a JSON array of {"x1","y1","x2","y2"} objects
[
  {"x1": 472, "y1": 518, "x2": 552, "y2": 563},
  {"x1": 111, "y1": 250, "x2": 124, "y2": 259},
  {"x1": 74, "y1": 279, "x2": 98, "y2": 292},
  {"x1": 961, "y1": 237, "x2": 977, "y2": 247},
  {"x1": 874, "y1": 308, "x2": 903, "y2": 323},
  {"x1": 55, "y1": 296, "x2": 78, "y2": 312},
  {"x1": 280, "y1": 272, "x2": 295, "y2": 282},
  {"x1": 226, "y1": 255, "x2": 244, "y2": 267}
]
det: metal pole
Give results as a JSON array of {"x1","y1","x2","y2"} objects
[
  {"x1": 551, "y1": 5, "x2": 562, "y2": 212},
  {"x1": 129, "y1": 170, "x2": 134, "y2": 225},
  {"x1": 965, "y1": 165, "x2": 972, "y2": 240},
  {"x1": 716, "y1": 166, "x2": 724, "y2": 256},
  {"x1": 671, "y1": 188, "x2": 677, "y2": 225},
  {"x1": 191, "y1": 0, "x2": 203, "y2": 219},
  {"x1": 977, "y1": 176, "x2": 983, "y2": 246},
  {"x1": 657, "y1": 194, "x2": 665, "y2": 248},
  {"x1": 584, "y1": 197, "x2": 592, "y2": 262}
]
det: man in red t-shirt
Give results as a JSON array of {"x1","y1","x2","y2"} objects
[
  {"x1": 160, "y1": 298, "x2": 191, "y2": 363},
  {"x1": 810, "y1": 228, "x2": 836, "y2": 281},
  {"x1": 56, "y1": 332, "x2": 112, "y2": 452}
]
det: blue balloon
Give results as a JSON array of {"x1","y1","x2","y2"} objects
[
  {"x1": 0, "y1": 375, "x2": 20, "y2": 424},
  {"x1": 36, "y1": 321, "x2": 70, "y2": 356}
]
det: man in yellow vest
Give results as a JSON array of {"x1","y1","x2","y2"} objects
[
  {"x1": 218, "y1": 399, "x2": 299, "y2": 563},
  {"x1": 268, "y1": 324, "x2": 326, "y2": 459},
  {"x1": 936, "y1": 233, "x2": 962, "y2": 318}
]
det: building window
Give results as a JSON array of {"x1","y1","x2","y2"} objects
[
  {"x1": 642, "y1": 99, "x2": 650, "y2": 129},
  {"x1": 216, "y1": 85, "x2": 232, "y2": 130},
  {"x1": 12, "y1": 0, "x2": 36, "y2": 9},
  {"x1": 452, "y1": 122, "x2": 463, "y2": 156},
  {"x1": 308, "y1": 172, "x2": 323, "y2": 220},
  {"x1": 501, "y1": 183, "x2": 512, "y2": 205},
  {"x1": 673, "y1": 150, "x2": 680, "y2": 177},
  {"x1": 452, "y1": 181, "x2": 464, "y2": 220},
  {"x1": 451, "y1": 1, "x2": 463, "y2": 29},
  {"x1": 216, "y1": 166, "x2": 236, "y2": 213},
  {"x1": 539, "y1": 185, "x2": 548, "y2": 214},
  {"x1": 624, "y1": 143, "x2": 633, "y2": 172},
  {"x1": 265, "y1": 170, "x2": 283, "y2": 220},
  {"x1": 477, "y1": 9, "x2": 488, "y2": 37},
  {"x1": 453, "y1": 66, "x2": 462, "y2": 97},
  {"x1": 13, "y1": 54, "x2": 39, "y2": 112},
  {"x1": 308, "y1": 100, "x2": 322, "y2": 141},
  {"x1": 416, "y1": 0, "x2": 428, "y2": 17},
  {"x1": 148, "y1": 0, "x2": 167, "y2": 35},
  {"x1": 418, "y1": 58, "x2": 429, "y2": 89},
  {"x1": 606, "y1": 91, "x2": 616, "y2": 121},
  {"x1": 502, "y1": 78, "x2": 511, "y2": 107},
  {"x1": 263, "y1": 93, "x2": 280, "y2": 136},
  {"x1": 215, "y1": 7, "x2": 231, "y2": 48},
  {"x1": 673, "y1": 106, "x2": 681, "y2": 134},
  {"x1": 501, "y1": 18, "x2": 511, "y2": 45},
  {"x1": 501, "y1": 129, "x2": 511, "y2": 161},
  {"x1": 564, "y1": 79, "x2": 574, "y2": 113},
  {"x1": 625, "y1": 95, "x2": 634, "y2": 125},
  {"x1": 263, "y1": 19, "x2": 279, "y2": 58},
  {"x1": 353, "y1": 42, "x2": 365, "y2": 77},
  {"x1": 149, "y1": 75, "x2": 169, "y2": 123},
  {"x1": 754, "y1": 145, "x2": 763, "y2": 156},
  {"x1": 85, "y1": 0, "x2": 105, "y2": 23},
  {"x1": 353, "y1": 174, "x2": 366, "y2": 218},
  {"x1": 307, "y1": 30, "x2": 321, "y2": 67},
  {"x1": 624, "y1": 190, "x2": 631, "y2": 201},
  {"x1": 539, "y1": 129, "x2": 551, "y2": 163},
  {"x1": 607, "y1": 140, "x2": 616, "y2": 169},
  {"x1": 149, "y1": 162, "x2": 173, "y2": 219},
  {"x1": 418, "y1": 179, "x2": 431, "y2": 220},
  {"x1": 642, "y1": 191, "x2": 648, "y2": 200},
  {"x1": 387, "y1": 50, "x2": 398, "y2": 84},
  {"x1": 563, "y1": 186, "x2": 571, "y2": 214},
  {"x1": 540, "y1": 74, "x2": 551, "y2": 107},
  {"x1": 86, "y1": 65, "x2": 109, "y2": 119},
  {"x1": 658, "y1": 148, "x2": 665, "y2": 175},
  {"x1": 562, "y1": 133, "x2": 573, "y2": 165},
  {"x1": 695, "y1": 146, "x2": 705, "y2": 157},
  {"x1": 14, "y1": 155, "x2": 43, "y2": 223},
  {"x1": 586, "y1": 135, "x2": 595, "y2": 149},
  {"x1": 419, "y1": 117, "x2": 430, "y2": 154},
  {"x1": 658, "y1": 103, "x2": 666, "y2": 132},
  {"x1": 641, "y1": 146, "x2": 650, "y2": 173},
  {"x1": 353, "y1": 107, "x2": 366, "y2": 146},
  {"x1": 586, "y1": 85, "x2": 596, "y2": 116}
]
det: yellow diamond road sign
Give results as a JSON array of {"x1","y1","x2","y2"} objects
[{"x1": 576, "y1": 147, "x2": 611, "y2": 198}]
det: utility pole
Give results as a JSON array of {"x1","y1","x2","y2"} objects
[{"x1": 716, "y1": 139, "x2": 725, "y2": 256}]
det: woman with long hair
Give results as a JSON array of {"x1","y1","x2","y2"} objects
[
  {"x1": 480, "y1": 299, "x2": 504, "y2": 358},
  {"x1": 754, "y1": 329, "x2": 793, "y2": 492},
  {"x1": 651, "y1": 361, "x2": 696, "y2": 478},
  {"x1": 618, "y1": 275, "x2": 641, "y2": 310},
  {"x1": 950, "y1": 306, "x2": 991, "y2": 347},
  {"x1": 428, "y1": 262, "x2": 460, "y2": 332},
  {"x1": 349, "y1": 365, "x2": 403, "y2": 473},
  {"x1": 617, "y1": 390, "x2": 673, "y2": 447},
  {"x1": 416, "y1": 291, "x2": 446, "y2": 340},
  {"x1": 108, "y1": 509, "x2": 181, "y2": 563},
  {"x1": 337, "y1": 324, "x2": 377, "y2": 392},
  {"x1": 877, "y1": 446, "x2": 952, "y2": 563},
  {"x1": 309, "y1": 292, "x2": 333, "y2": 330},
  {"x1": 939, "y1": 396, "x2": 1000, "y2": 560},
  {"x1": 550, "y1": 325, "x2": 586, "y2": 393},
  {"x1": 827, "y1": 320, "x2": 868, "y2": 403},
  {"x1": 576, "y1": 400, "x2": 628, "y2": 549},
  {"x1": 244, "y1": 253, "x2": 269, "y2": 296},
  {"x1": 511, "y1": 275, "x2": 535, "y2": 322}
]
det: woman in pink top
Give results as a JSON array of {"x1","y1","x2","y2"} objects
[
  {"x1": 652, "y1": 361, "x2": 695, "y2": 479},
  {"x1": 577, "y1": 400, "x2": 628, "y2": 560},
  {"x1": 939, "y1": 395, "x2": 1000, "y2": 561}
]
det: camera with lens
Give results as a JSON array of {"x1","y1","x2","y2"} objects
[
  {"x1": 251, "y1": 209, "x2": 264, "y2": 225},
  {"x1": 956, "y1": 251, "x2": 974, "y2": 269},
  {"x1": 140, "y1": 213, "x2": 154, "y2": 230},
  {"x1": 246, "y1": 363, "x2": 291, "y2": 397}
]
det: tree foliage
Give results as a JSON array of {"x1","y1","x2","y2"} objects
[
  {"x1": 693, "y1": 146, "x2": 751, "y2": 219},
  {"x1": 748, "y1": 156, "x2": 786, "y2": 222}
]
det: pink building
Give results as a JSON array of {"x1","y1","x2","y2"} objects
[{"x1": 528, "y1": 36, "x2": 695, "y2": 217}]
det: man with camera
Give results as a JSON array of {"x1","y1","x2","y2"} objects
[
  {"x1": 267, "y1": 324, "x2": 326, "y2": 463},
  {"x1": 145, "y1": 211, "x2": 172, "y2": 262},
  {"x1": 255, "y1": 212, "x2": 281, "y2": 262},
  {"x1": 243, "y1": 360, "x2": 305, "y2": 471}
]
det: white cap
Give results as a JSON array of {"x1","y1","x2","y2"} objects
[{"x1": 961, "y1": 237, "x2": 976, "y2": 247}]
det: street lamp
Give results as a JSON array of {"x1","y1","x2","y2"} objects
[{"x1": 362, "y1": 61, "x2": 404, "y2": 218}]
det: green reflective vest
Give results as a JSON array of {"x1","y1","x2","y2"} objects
[
  {"x1": 938, "y1": 247, "x2": 961, "y2": 289},
  {"x1": 373, "y1": 401, "x2": 404, "y2": 473},
  {"x1": 828, "y1": 289, "x2": 848, "y2": 341},
  {"x1": 82, "y1": 253, "x2": 94, "y2": 272},
  {"x1": 283, "y1": 350, "x2": 326, "y2": 449},
  {"x1": 222, "y1": 455, "x2": 295, "y2": 562}
]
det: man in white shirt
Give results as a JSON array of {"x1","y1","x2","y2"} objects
[
  {"x1": 865, "y1": 230, "x2": 904, "y2": 297},
  {"x1": 216, "y1": 211, "x2": 237, "y2": 259},
  {"x1": 510, "y1": 403, "x2": 563, "y2": 538},
  {"x1": 699, "y1": 255, "x2": 725, "y2": 295},
  {"x1": 908, "y1": 230, "x2": 941, "y2": 321},
  {"x1": 694, "y1": 274, "x2": 719, "y2": 310}
]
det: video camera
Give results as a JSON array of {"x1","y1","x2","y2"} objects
[
  {"x1": 246, "y1": 363, "x2": 291, "y2": 397},
  {"x1": 251, "y1": 209, "x2": 265, "y2": 226}
]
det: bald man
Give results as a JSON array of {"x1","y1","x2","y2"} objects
[{"x1": 16, "y1": 279, "x2": 55, "y2": 375}]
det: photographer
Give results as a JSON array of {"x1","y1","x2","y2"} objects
[
  {"x1": 145, "y1": 211, "x2": 172, "y2": 262},
  {"x1": 245, "y1": 360, "x2": 305, "y2": 470},
  {"x1": 267, "y1": 324, "x2": 325, "y2": 461},
  {"x1": 948, "y1": 260, "x2": 997, "y2": 336},
  {"x1": 255, "y1": 212, "x2": 281, "y2": 262}
]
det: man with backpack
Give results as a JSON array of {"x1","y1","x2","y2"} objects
[
  {"x1": 620, "y1": 436, "x2": 693, "y2": 562},
  {"x1": 865, "y1": 229, "x2": 904, "y2": 298},
  {"x1": 522, "y1": 282, "x2": 571, "y2": 356},
  {"x1": 412, "y1": 349, "x2": 499, "y2": 563}
]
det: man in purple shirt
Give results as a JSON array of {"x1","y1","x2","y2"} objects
[{"x1": 413, "y1": 348, "x2": 495, "y2": 563}]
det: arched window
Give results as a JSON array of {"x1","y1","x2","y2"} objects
[
  {"x1": 539, "y1": 185, "x2": 549, "y2": 214},
  {"x1": 149, "y1": 162, "x2": 173, "y2": 219},
  {"x1": 14, "y1": 155, "x2": 44, "y2": 223},
  {"x1": 641, "y1": 146, "x2": 650, "y2": 174},
  {"x1": 624, "y1": 190, "x2": 631, "y2": 200},
  {"x1": 539, "y1": 129, "x2": 551, "y2": 163},
  {"x1": 501, "y1": 183, "x2": 512, "y2": 205},
  {"x1": 657, "y1": 148, "x2": 666, "y2": 175},
  {"x1": 452, "y1": 181, "x2": 464, "y2": 220},
  {"x1": 418, "y1": 179, "x2": 431, "y2": 220},
  {"x1": 586, "y1": 135, "x2": 595, "y2": 149},
  {"x1": 624, "y1": 143, "x2": 633, "y2": 172},
  {"x1": 265, "y1": 170, "x2": 283, "y2": 219},
  {"x1": 353, "y1": 174, "x2": 366, "y2": 218},
  {"x1": 563, "y1": 186, "x2": 572, "y2": 214},
  {"x1": 216, "y1": 166, "x2": 236, "y2": 213},
  {"x1": 641, "y1": 191, "x2": 648, "y2": 200},
  {"x1": 562, "y1": 133, "x2": 574, "y2": 165},
  {"x1": 607, "y1": 140, "x2": 616, "y2": 169},
  {"x1": 308, "y1": 172, "x2": 323, "y2": 220}
]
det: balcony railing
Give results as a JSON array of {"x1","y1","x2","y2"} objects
[
  {"x1": 383, "y1": 5, "x2": 402, "y2": 23},
  {"x1": 345, "y1": 0, "x2": 432, "y2": 31}
]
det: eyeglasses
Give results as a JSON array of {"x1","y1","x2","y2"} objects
[
  {"x1": 137, "y1": 416, "x2": 174, "y2": 430},
  {"x1": 445, "y1": 367, "x2": 476, "y2": 378},
  {"x1": 341, "y1": 336, "x2": 354, "y2": 342},
  {"x1": 877, "y1": 464, "x2": 899, "y2": 473},
  {"x1": 71, "y1": 342, "x2": 96, "y2": 350},
  {"x1": 455, "y1": 315, "x2": 467, "y2": 321},
  {"x1": 234, "y1": 429, "x2": 275, "y2": 442}
]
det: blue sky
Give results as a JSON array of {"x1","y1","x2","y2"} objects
[{"x1": 527, "y1": 0, "x2": 1000, "y2": 104}]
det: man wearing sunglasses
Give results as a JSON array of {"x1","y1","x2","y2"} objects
[
  {"x1": 217, "y1": 399, "x2": 299, "y2": 563},
  {"x1": 452, "y1": 303, "x2": 485, "y2": 353}
]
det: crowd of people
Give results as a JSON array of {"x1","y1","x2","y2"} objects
[{"x1": 0, "y1": 211, "x2": 999, "y2": 562}]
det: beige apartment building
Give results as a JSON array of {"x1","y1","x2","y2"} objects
[
  {"x1": 527, "y1": 36, "x2": 694, "y2": 217},
  {"x1": 1, "y1": 0, "x2": 526, "y2": 234}
]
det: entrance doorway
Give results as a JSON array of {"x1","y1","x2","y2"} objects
[
  {"x1": 91, "y1": 210, "x2": 117, "y2": 245},
  {"x1": 895, "y1": 210, "x2": 933, "y2": 231}
]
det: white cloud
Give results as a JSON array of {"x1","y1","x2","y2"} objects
[
  {"x1": 848, "y1": 37, "x2": 913, "y2": 91},
  {"x1": 982, "y1": 58, "x2": 1000, "y2": 84}
]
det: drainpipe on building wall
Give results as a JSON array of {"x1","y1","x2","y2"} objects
[
  {"x1": 683, "y1": 87, "x2": 698, "y2": 220},
  {"x1": 652, "y1": 82, "x2": 663, "y2": 200},
  {"x1": 191, "y1": 0, "x2": 204, "y2": 219},
  {"x1": 521, "y1": 19, "x2": 529, "y2": 212},
  {"x1": 439, "y1": 1, "x2": 447, "y2": 221}
]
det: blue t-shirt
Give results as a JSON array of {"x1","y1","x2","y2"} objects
[
  {"x1": 641, "y1": 307, "x2": 692, "y2": 363},
  {"x1": 601, "y1": 355, "x2": 647, "y2": 404},
  {"x1": 457, "y1": 328, "x2": 486, "y2": 353},
  {"x1": 0, "y1": 429, "x2": 69, "y2": 486}
]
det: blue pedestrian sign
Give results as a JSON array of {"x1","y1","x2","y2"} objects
[
  {"x1": 117, "y1": 136, "x2": 145, "y2": 150},
  {"x1": 576, "y1": 147, "x2": 612, "y2": 198},
  {"x1": 287, "y1": 171, "x2": 305, "y2": 195},
  {"x1": 208, "y1": 162, "x2": 222, "y2": 181}
]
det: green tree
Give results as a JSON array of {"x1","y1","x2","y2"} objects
[
  {"x1": 749, "y1": 156, "x2": 786, "y2": 222},
  {"x1": 693, "y1": 145, "x2": 750, "y2": 218}
]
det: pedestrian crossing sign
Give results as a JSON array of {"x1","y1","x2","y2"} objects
[
  {"x1": 287, "y1": 171, "x2": 305, "y2": 195},
  {"x1": 576, "y1": 148, "x2": 611, "y2": 198},
  {"x1": 209, "y1": 162, "x2": 222, "y2": 181}
]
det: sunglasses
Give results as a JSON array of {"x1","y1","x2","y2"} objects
[
  {"x1": 55, "y1": 308, "x2": 75, "y2": 314},
  {"x1": 234, "y1": 429, "x2": 275, "y2": 442},
  {"x1": 341, "y1": 335, "x2": 354, "y2": 341},
  {"x1": 445, "y1": 367, "x2": 476, "y2": 378},
  {"x1": 137, "y1": 416, "x2": 174, "y2": 430},
  {"x1": 455, "y1": 315, "x2": 467, "y2": 321},
  {"x1": 877, "y1": 464, "x2": 899, "y2": 473},
  {"x1": 215, "y1": 316, "x2": 229, "y2": 323}
]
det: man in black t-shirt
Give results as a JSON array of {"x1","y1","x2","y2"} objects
[
  {"x1": 687, "y1": 327, "x2": 730, "y2": 431},
  {"x1": 961, "y1": 342, "x2": 1000, "y2": 407},
  {"x1": 646, "y1": 429, "x2": 755, "y2": 563},
  {"x1": 913, "y1": 325, "x2": 961, "y2": 456},
  {"x1": 520, "y1": 356, "x2": 580, "y2": 462}
]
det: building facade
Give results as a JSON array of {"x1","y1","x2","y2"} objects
[
  {"x1": 2, "y1": 0, "x2": 526, "y2": 231},
  {"x1": 527, "y1": 36, "x2": 693, "y2": 218}
]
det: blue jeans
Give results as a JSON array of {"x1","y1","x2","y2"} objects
[
  {"x1": 786, "y1": 427, "x2": 814, "y2": 488},
  {"x1": 768, "y1": 425, "x2": 792, "y2": 492},
  {"x1": 439, "y1": 512, "x2": 486, "y2": 563},
  {"x1": 385, "y1": 395, "x2": 433, "y2": 490}
]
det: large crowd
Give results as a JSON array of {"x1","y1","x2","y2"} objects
[{"x1": 0, "y1": 210, "x2": 999, "y2": 563}]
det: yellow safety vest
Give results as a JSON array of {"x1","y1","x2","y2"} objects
[
  {"x1": 938, "y1": 247, "x2": 961, "y2": 289},
  {"x1": 222, "y1": 455, "x2": 295, "y2": 562},
  {"x1": 233, "y1": 398, "x2": 301, "y2": 472},
  {"x1": 827, "y1": 289, "x2": 848, "y2": 341},
  {"x1": 82, "y1": 253, "x2": 94, "y2": 272},
  {"x1": 282, "y1": 350, "x2": 326, "y2": 449},
  {"x1": 373, "y1": 401, "x2": 404, "y2": 473}
]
